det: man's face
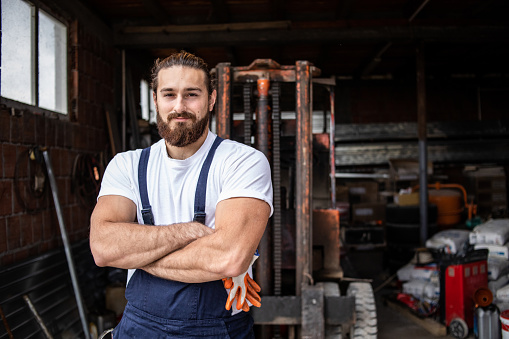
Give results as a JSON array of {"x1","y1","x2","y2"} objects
[{"x1": 154, "y1": 66, "x2": 216, "y2": 147}]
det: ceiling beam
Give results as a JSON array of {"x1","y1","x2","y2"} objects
[{"x1": 114, "y1": 25, "x2": 509, "y2": 48}]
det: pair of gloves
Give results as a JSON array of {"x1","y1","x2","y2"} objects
[{"x1": 222, "y1": 252, "x2": 261, "y2": 312}]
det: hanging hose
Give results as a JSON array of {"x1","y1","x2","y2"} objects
[
  {"x1": 71, "y1": 153, "x2": 103, "y2": 208},
  {"x1": 13, "y1": 147, "x2": 48, "y2": 214}
]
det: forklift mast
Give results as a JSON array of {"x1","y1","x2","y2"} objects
[{"x1": 213, "y1": 59, "x2": 362, "y2": 338}]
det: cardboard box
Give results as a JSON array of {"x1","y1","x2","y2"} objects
[
  {"x1": 346, "y1": 181, "x2": 379, "y2": 203},
  {"x1": 397, "y1": 192, "x2": 420, "y2": 206},
  {"x1": 351, "y1": 202, "x2": 386, "y2": 224}
]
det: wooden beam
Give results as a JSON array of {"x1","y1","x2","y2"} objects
[
  {"x1": 115, "y1": 25, "x2": 509, "y2": 48},
  {"x1": 122, "y1": 20, "x2": 291, "y2": 34}
]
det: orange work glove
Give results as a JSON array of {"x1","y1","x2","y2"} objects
[{"x1": 223, "y1": 253, "x2": 261, "y2": 311}]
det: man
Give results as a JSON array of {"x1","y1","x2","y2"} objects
[{"x1": 90, "y1": 51, "x2": 273, "y2": 338}]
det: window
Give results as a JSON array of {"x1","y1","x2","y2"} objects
[
  {"x1": 1, "y1": 0, "x2": 68, "y2": 114},
  {"x1": 140, "y1": 79, "x2": 156, "y2": 124}
]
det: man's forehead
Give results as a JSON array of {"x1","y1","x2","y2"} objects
[{"x1": 158, "y1": 66, "x2": 206, "y2": 83}]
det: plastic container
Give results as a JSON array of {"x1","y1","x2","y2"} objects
[
  {"x1": 500, "y1": 309, "x2": 509, "y2": 339},
  {"x1": 475, "y1": 304, "x2": 500, "y2": 339}
]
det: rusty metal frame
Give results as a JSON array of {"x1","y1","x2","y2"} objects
[{"x1": 212, "y1": 59, "x2": 352, "y2": 338}]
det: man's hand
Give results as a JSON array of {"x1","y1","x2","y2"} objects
[{"x1": 223, "y1": 253, "x2": 261, "y2": 311}]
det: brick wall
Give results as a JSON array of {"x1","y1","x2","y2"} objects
[{"x1": 0, "y1": 19, "x2": 114, "y2": 267}]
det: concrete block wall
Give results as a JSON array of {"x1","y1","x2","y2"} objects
[{"x1": 0, "y1": 18, "x2": 114, "y2": 267}]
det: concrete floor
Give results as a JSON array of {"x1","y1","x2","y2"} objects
[
  {"x1": 376, "y1": 289, "x2": 450, "y2": 339},
  {"x1": 343, "y1": 248, "x2": 471, "y2": 339}
]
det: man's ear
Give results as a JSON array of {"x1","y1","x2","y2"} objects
[{"x1": 209, "y1": 89, "x2": 217, "y2": 111}]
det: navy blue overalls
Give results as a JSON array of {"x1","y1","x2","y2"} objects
[{"x1": 113, "y1": 136, "x2": 255, "y2": 338}]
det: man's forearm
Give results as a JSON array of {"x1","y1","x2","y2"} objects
[
  {"x1": 90, "y1": 220, "x2": 213, "y2": 269},
  {"x1": 141, "y1": 233, "x2": 231, "y2": 283}
]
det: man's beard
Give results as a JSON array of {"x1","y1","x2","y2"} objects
[{"x1": 156, "y1": 109, "x2": 209, "y2": 147}]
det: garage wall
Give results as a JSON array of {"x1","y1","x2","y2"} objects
[{"x1": 0, "y1": 12, "x2": 115, "y2": 267}]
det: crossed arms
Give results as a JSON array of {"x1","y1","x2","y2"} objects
[{"x1": 89, "y1": 194, "x2": 270, "y2": 283}]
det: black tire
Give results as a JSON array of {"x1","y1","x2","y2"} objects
[
  {"x1": 449, "y1": 318, "x2": 468, "y2": 339},
  {"x1": 346, "y1": 282, "x2": 377, "y2": 339},
  {"x1": 386, "y1": 204, "x2": 438, "y2": 224}
]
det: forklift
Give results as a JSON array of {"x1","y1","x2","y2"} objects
[{"x1": 213, "y1": 59, "x2": 378, "y2": 338}]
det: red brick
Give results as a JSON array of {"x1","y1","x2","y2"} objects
[
  {"x1": 0, "y1": 111, "x2": 10, "y2": 142},
  {"x1": 13, "y1": 248, "x2": 29, "y2": 263},
  {"x1": 0, "y1": 217, "x2": 7, "y2": 252},
  {"x1": 34, "y1": 114, "x2": 46, "y2": 146},
  {"x1": 45, "y1": 119, "x2": 56, "y2": 147},
  {"x1": 2, "y1": 143, "x2": 17, "y2": 178},
  {"x1": 32, "y1": 213, "x2": 43, "y2": 242},
  {"x1": 0, "y1": 181, "x2": 13, "y2": 216},
  {"x1": 55, "y1": 120, "x2": 65, "y2": 147},
  {"x1": 54, "y1": 177, "x2": 66, "y2": 205},
  {"x1": 23, "y1": 113, "x2": 36, "y2": 144},
  {"x1": 20, "y1": 214, "x2": 33, "y2": 247},
  {"x1": 10, "y1": 115, "x2": 23, "y2": 143},
  {"x1": 42, "y1": 210, "x2": 54, "y2": 240},
  {"x1": 6, "y1": 215, "x2": 21, "y2": 250}
]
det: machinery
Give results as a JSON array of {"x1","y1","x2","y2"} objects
[{"x1": 213, "y1": 59, "x2": 377, "y2": 338}]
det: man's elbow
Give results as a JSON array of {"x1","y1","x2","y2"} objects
[
  {"x1": 221, "y1": 254, "x2": 252, "y2": 278},
  {"x1": 90, "y1": 240, "x2": 109, "y2": 267}
]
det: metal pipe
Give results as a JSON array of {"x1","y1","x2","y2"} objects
[
  {"x1": 329, "y1": 87, "x2": 336, "y2": 208},
  {"x1": 335, "y1": 172, "x2": 391, "y2": 179},
  {"x1": 255, "y1": 78, "x2": 273, "y2": 296},
  {"x1": 42, "y1": 150, "x2": 90, "y2": 339},
  {"x1": 216, "y1": 63, "x2": 232, "y2": 139},
  {"x1": 409, "y1": 0, "x2": 431, "y2": 22},
  {"x1": 24, "y1": 295, "x2": 54, "y2": 339},
  {"x1": 416, "y1": 42, "x2": 429, "y2": 246},
  {"x1": 295, "y1": 61, "x2": 312, "y2": 295}
]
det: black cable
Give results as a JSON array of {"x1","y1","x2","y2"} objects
[{"x1": 71, "y1": 153, "x2": 102, "y2": 208}]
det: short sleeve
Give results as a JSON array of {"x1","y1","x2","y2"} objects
[
  {"x1": 98, "y1": 153, "x2": 138, "y2": 204},
  {"x1": 217, "y1": 147, "x2": 274, "y2": 216}
]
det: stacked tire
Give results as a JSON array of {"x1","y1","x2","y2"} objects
[{"x1": 385, "y1": 204, "x2": 439, "y2": 270}]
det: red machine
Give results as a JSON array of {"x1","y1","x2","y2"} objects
[{"x1": 440, "y1": 250, "x2": 488, "y2": 339}]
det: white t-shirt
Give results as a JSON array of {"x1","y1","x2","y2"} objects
[{"x1": 98, "y1": 130, "x2": 274, "y2": 284}]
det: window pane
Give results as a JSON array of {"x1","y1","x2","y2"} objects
[
  {"x1": 38, "y1": 9, "x2": 67, "y2": 114},
  {"x1": 140, "y1": 79, "x2": 149, "y2": 121},
  {"x1": 1, "y1": 0, "x2": 35, "y2": 105},
  {"x1": 149, "y1": 90, "x2": 156, "y2": 124}
]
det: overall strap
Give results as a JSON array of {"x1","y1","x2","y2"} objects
[
  {"x1": 138, "y1": 147, "x2": 154, "y2": 225},
  {"x1": 193, "y1": 136, "x2": 224, "y2": 224}
]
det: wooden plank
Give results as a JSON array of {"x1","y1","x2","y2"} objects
[{"x1": 386, "y1": 299, "x2": 447, "y2": 337}]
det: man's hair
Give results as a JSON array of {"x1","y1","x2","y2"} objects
[{"x1": 150, "y1": 50, "x2": 215, "y2": 95}]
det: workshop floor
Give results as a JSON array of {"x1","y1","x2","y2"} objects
[
  {"x1": 376, "y1": 289, "x2": 450, "y2": 339},
  {"x1": 345, "y1": 248, "x2": 477, "y2": 339}
]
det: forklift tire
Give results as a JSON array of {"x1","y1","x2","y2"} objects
[
  {"x1": 449, "y1": 318, "x2": 468, "y2": 339},
  {"x1": 346, "y1": 282, "x2": 377, "y2": 339}
]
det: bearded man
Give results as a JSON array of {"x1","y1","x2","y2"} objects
[{"x1": 90, "y1": 51, "x2": 273, "y2": 338}]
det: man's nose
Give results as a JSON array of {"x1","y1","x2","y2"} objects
[{"x1": 173, "y1": 96, "x2": 186, "y2": 113}]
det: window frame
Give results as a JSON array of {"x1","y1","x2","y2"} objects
[{"x1": 0, "y1": 0, "x2": 70, "y2": 119}]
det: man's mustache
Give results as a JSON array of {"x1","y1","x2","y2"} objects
[{"x1": 167, "y1": 111, "x2": 196, "y2": 122}]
